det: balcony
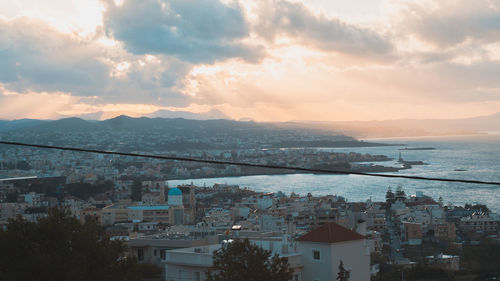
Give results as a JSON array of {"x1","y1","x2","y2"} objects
[{"x1": 164, "y1": 250, "x2": 213, "y2": 267}]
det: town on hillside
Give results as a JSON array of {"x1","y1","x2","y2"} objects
[{"x1": 1, "y1": 175, "x2": 499, "y2": 281}]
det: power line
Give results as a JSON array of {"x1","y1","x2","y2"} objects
[{"x1": 1, "y1": 140, "x2": 500, "y2": 186}]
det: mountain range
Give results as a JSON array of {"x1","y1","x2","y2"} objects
[{"x1": 1, "y1": 112, "x2": 499, "y2": 138}]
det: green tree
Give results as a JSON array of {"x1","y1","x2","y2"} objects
[
  {"x1": 336, "y1": 260, "x2": 350, "y2": 281},
  {"x1": 131, "y1": 180, "x2": 142, "y2": 202},
  {"x1": 65, "y1": 181, "x2": 114, "y2": 200},
  {"x1": 5, "y1": 191, "x2": 18, "y2": 202},
  {"x1": 206, "y1": 238, "x2": 292, "y2": 281},
  {"x1": 0, "y1": 208, "x2": 160, "y2": 281}
]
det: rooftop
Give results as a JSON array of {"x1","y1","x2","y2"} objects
[
  {"x1": 168, "y1": 187, "x2": 182, "y2": 196},
  {"x1": 296, "y1": 222, "x2": 365, "y2": 244},
  {"x1": 128, "y1": 205, "x2": 170, "y2": 210}
]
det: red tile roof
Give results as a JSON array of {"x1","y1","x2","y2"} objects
[{"x1": 296, "y1": 222, "x2": 365, "y2": 244}]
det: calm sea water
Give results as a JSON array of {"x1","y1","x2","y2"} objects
[{"x1": 169, "y1": 134, "x2": 500, "y2": 213}]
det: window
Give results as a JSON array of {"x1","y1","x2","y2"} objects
[
  {"x1": 137, "y1": 248, "x2": 144, "y2": 262},
  {"x1": 293, "y1": 274, "x2": 299, "y2": 281},
  {"x1": 160, "y1": 249, "x2": 166, "y2": 260},
  {"x1": 154, "y1": 249, "x2": 157, "y2": 256},
  {"x1": 312, "y1": 249, "x2": 321, "y2": 260},
  {"x1": 194, "y1": 272, "x2": 201, "y2": 281}
]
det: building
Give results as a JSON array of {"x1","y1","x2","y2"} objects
[
  {"x1": 402, "y1": 222, "x2": 422, "y2": 245},
  {"x1": 167, "y1": 188, "x2": 183, "y2": 206},
  {"x1": 459, "y1": 212, "x2": 499, "y2": 233},
  {"x1": 80, "y1": 206, "x2": 102, "y2": 224},
  {"x1": 128, "y1": 205, "x2": 171, "y2": 223},
  {"x1": 365, "y1": 231, "x2": 383, "y2": 254},
  {"x1": 141, "y1": 187, "x2": 165, "y2": 205},
  {"x1": 168, "y1": 187, "x2": 185, "y2": 225},
  {"x1": 163, "y1": 236, "x2": 303, "y2": 281},
  {"x1": 425, "y1": 253, "x2": 460, "y2": 271},
  {"x1": 296, "y1": 222, "x2": 370, "y2": 281},
  {"x1": 434, "y1": 223, "x2": 456, "y2": 241},
  {"x1": 162, "y1": 222, "x2": 370, "y2": 281},
  {"x1": 127, "y1": 235, "x2": 210, "y2": 266}
]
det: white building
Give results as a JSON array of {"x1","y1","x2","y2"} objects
[
  {"x1": 24, "y1": 192, "x2": 42, "y2": 207},
  {"x1": 241, "y1": 195, "x2": 273, "y2": 210},
  {"x1": 459, "y1": 212, "x2": 499, "y2": 232},
  {"x1": 425, "y1": 253, "x2": 460, "y2": 271},
  {"x1": 296, "y1": 223, "x2": 370, "y2": 281},
  {"x1": 163, "y1": 236, "x2": 303, "y2": 281},
  {"x1": 259, "y1": 214, "x2": 285, "y2": 232},
  {"x1": 163, "y1": 222, "x2": 370, "y2": 281}
]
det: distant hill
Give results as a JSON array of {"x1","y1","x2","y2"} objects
[
  {"x1": 146, "y1": 109, "x2": 229, "y2": 120},
  {"x1": 293, "y1": 113, "x2": 500, "y2": 138},
  {"x1": 0, "y1": 116, "x2": 362, "y2": 151},
  {"x1": 2, "y1": 115, "x2": 354, "y2": 141},
  {"x1": 3, "y1": 112, "x2": 497, "y2": 140},
  {"x1": 0, "y1": 119, "x2": 48, "y2": 132},
  {"x1": 27, "y1": 117, "x2": 98, "y2": 132}
]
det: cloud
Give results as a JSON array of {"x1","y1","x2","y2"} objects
[
  {"x1": 0, "y1": 17, "x2": 109, "y2": 94},
  {"x1": 2, "y1": 0, "x2": 500, "y2": 122},
  {"x1": 101, "y1": 0, "x2": 264, "y2": 63},
  {"x1": 0, "y1": 17, "x2": 193, "y2": 106},
  {"x1": 252, "y1": 0, "x2": 393, "y2": 58},
  {"x1": 0, "y1": 86, "x2": 78, "y2": 119},
  {"x1": 395, "y1": 0, "x2": 500, "y2": 47}
]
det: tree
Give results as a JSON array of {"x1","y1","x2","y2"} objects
[
  {"x1": 0, "y1": 208, "x2": 160, "y2": 281},
  {"x1": 206, "y1": 238, "x2": 292, "y2": 281},
  {"x1": 464, "y1": 203, "x2": 490, "y2": 213},
  {"x1": 65, "y1": 181, "x2": 114, "y2": 200},
  {"x1": 131, "y1": 180, "x2": 142, "y2": 202},
  {"x1": 336, "y1": 260, "x2": 350, "y2": 281},
  {"x1": 5, "y1": 192, "x2": 18, "y2": 202}
]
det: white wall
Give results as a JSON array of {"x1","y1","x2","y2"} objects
[
  {"x1": 298, "y1": 240, "x2": 370, "y2": 281},
  {"x1": 297, "y1": 242, "x2": 332, "y2": 281},
  {"x1": 165, "y1": 263, "x2": 207, "y2": 281}
]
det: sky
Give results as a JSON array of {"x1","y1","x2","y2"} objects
[{"x1": 1, "y1": 0, "x2": 500, "y2": 121}]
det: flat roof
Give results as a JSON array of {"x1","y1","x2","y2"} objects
[
  {"x1": 0, "y1": 176, "x2": 38, "y2": 181},
  {"x1": 128, "y1": 205, "x2": 170, "y2": 211}
]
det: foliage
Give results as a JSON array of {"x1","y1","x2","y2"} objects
[
  {"x1": 405, "y1": 266, "x2": 450, "y2": 280},
  {"x1": 65, "y1": 181, "x2": 113, "y2": 200},
  {"x1": 463, "y1": 245, "x2": 500, "y2": 273},
  {"x1": 131, "y1": 180, "x2": 142, "y2": 202},
  {"x1": 206, "y1": 238, "x2": 292, "y2": 281},
  {"x1": 5, "y1": 192, "x2": 19, "y2": 202},
  {"x1": 464, "y1": 204, "x2": 490, "y2": 213},
  {"x1": 0, "y1": 208, "x2": 160, "y2": 281},
  {"x1": 2, "y1": 160, "x2": 31, "y2": 170},
  {"x1": 28, "y1": 182, "x2": 60, "y2": 198},
  {"x1": 336, "y1": 260, "x2": 350, "y2": 281}
]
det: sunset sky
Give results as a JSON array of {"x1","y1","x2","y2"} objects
[{"x1": 1, "y1": 0, "x2": 500, "y2": 121}]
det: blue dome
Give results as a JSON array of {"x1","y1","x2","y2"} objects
[{"x1": 168, "y1": 187, "x2": 182, "y2": 196}]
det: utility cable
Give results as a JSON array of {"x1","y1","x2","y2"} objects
[{"x1": 1, "y1": 140, "x2": 500, "y2": 186}]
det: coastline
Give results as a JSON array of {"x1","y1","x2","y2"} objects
[{"x1": 165, "y1": 165, "x2": 406, "y2": 181}]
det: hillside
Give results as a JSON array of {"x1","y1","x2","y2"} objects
[{"x1": 0, "y1": 116, "x2": 383, "y2": 151}]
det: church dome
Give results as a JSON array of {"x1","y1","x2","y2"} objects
[
  {"x1": 168, "y1": 187, "x2": 182, "y2": 196},
  {"x1": 168, "y1": 187, "x2": 183, "y2": 207}
]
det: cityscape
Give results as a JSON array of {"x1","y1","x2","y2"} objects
[
  {"x1": 1, "y1": 0, "x2": 500, "y2": 280},
  {"x1": 1, "y1": 118, "x2": 499, "y2": 281},
  {"x1": 0, "y1": 166, "x2": 499, "y2": 280}
]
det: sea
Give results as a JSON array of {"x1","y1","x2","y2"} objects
[{"x1": 168, "y1": 134, "x2": 500, "y2": 213}]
